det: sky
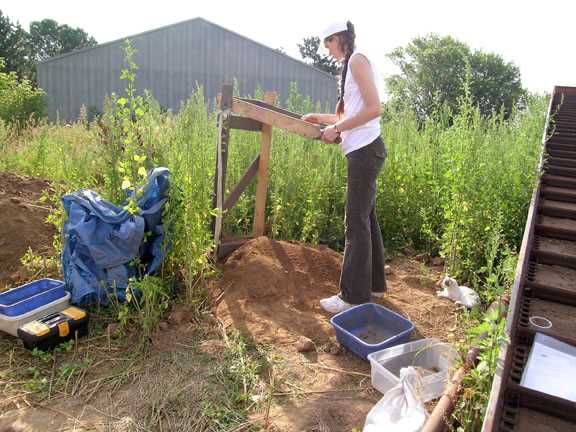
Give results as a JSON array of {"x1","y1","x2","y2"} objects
[{"x1": 2, "y1": 0, "x2": 575, "y2": 96}]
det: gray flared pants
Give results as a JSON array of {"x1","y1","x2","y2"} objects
[{"x1": 339, "y1": 136, "x2": 387, "y2": 304}]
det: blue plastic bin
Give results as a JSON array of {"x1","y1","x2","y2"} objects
[
  {"x1": 0, "y1": 279, "x2": 66, "y2": 317},
  {"x1": 330, "y1": 303, "x2": 415, "y2": 360}
]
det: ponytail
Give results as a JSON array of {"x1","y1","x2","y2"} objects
[
  {"x1": 335, "y1": 21, "x2": 356, "y2": 116},
  {"x1": 336, "y1": 53, "x2": 351, "y2": 115}
]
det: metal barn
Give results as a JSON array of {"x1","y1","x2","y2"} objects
[{"x1": 37, "y1": 17, "x2": 338, "y2": 121}]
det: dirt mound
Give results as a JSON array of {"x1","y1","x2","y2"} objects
[
  {"x1": 0, "y1": 172, "x2": 55, "y2": 289},
  {"x1": 214, "y1": 236, "x2": 343, "y2": 344}
]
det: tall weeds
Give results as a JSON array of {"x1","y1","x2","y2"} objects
[{"x1": 0, "y1": 58, "x2": 546, "y2": 301}]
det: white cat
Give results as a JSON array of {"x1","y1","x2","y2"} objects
[{"x1": 436, "y1": 275, "x2": 480, "y2": 308}]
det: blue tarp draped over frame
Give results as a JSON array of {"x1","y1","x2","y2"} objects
[{"x1": 61, "y1": 168, "x2": 170, "y2": 305}]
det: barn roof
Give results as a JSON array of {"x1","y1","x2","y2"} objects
[{"x1": 38, "y1": 17, "x2": 336, "y2": 81}]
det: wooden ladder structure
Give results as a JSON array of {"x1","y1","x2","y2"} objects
[{"x1": 211, "y1": 83, "x2": 325, "y2": 259}]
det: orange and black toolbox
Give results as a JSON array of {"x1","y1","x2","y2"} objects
[{"x1": 17, "y1": 306, "x2": 89, "y2": 350}]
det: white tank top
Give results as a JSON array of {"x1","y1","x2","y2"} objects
[{"x1": 339, "y1": 50, "x2": 382, "y2": 155}]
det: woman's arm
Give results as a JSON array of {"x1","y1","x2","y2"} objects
[{"x1": 334, "y1": 54, "x2": 381, "y2": 131}]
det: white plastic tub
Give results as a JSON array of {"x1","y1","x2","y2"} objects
[
  {"x1": 367, "y1": 338, "x2": 459, "y2": 402},
  {"x1": 0, "y1": 292, "x2": 71, "y2": 337}
]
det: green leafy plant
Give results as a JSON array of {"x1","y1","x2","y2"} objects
[
  {"x1": 97, "y1": 39, "x2": 162, "y2": 205},
  {"x1": 126, "y1": 275, "x2": 171, "y2": 342},
  {"x1": 453, "y1": 309, "x2": 508, "y2": 431},
  {"x1": 20, "y1": 247, "x2": 60, "y2": 278},
  {"x1": 0, "y1": 58, "x2": 46, "y2": 127},
  {"x1": 23, "y1": 365, "x2": 49, "y2": 393}
]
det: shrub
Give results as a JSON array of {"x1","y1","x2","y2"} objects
[{"x1": 0, "y1": 58, "x2": 46, "y2": 127}]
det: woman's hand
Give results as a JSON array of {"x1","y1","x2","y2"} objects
[
  {"x1": 301, "y1": 113, "x2": 321, "y2": 124},
  {"x1": 322, "y1": 125, "x2": 340, "y2": 144}
]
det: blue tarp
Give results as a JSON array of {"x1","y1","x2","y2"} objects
[{"x1": 61, "y1": 168, "x2": 170, "y2": 305}]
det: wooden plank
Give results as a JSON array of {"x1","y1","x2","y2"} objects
[
  {"x1": 212, "y1": 84, "x2": 233, "y2": 249},
  {"x1": 230, "y1": 115, "x2": 262, "y2": 132},
  {"x1": 223, "y1": 156, "x2": 260, "y2": 211},
  {"x1": 239, "y1": 98, "x2": 303, "y2": 120},
  {"x1": 232, "y1": 98, "x2": 322, "y2": 140},
  {"x1": 252, "y1": 92, "x2": 276, "y2": 237},
  {"x1": 217, "y1": 238, "x2": 250, "y2": 260}
]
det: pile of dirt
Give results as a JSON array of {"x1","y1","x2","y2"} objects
[
  {"x1": 214, "y1": 237, "x2": 343, "y2": 345},
  {"x1": 0, "y1": 172, "x2": 55, "y2": 289},
  {"x1": 214, "y1": 236, "x2": 460, "y2": 347}
]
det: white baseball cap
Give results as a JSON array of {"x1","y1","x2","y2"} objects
[{"x1": 322, "y1": 20, "x2": 349, "y2": 40}]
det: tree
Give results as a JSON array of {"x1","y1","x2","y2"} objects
[
  {"x1": 0, "y1": 12, "x2": 98, "y2": 84},
  {"x1": 28, "y1": 19, "x2": 97, "y2": 62},
  {"x1": 386, "y1": 34, "x2": 525, "y2": 121},
  {"x1": 468, "y1": 51, "x2": 524, "y2": 118},
  {"x1": 0, "y1": 10, "x2": 31, "y2": 79},
  {"x1": 298, "y1": 36, "x2": 339, "y2": 76}
]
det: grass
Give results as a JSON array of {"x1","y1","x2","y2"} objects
[{"x1": 0, "y1": 298, "x2": 273, "y2": 431}]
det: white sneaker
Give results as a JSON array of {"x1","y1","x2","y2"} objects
[
  {"x1": 371, "y1": 292, "x2": 385, "y2": 298},
  {"x1": 320, "y1": 295, "x2": 353, "y2": 314}
]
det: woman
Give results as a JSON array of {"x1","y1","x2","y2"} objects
[{"x1": 302, "y1": 20, "x2": 387, "y2": 314}]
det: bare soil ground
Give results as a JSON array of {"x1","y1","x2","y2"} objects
[
  {"x1": 0, "y1": 172, "x2": 55, "y2": 290},
  {"x1": 0, "y1": 173, "x2": 462, "y2": 432},
  {"x1": 212, "y1": 237, "x2": 460, "y2": 431}
]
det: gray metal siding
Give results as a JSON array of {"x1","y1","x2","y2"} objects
[{"x1": 37, "y1": 18, "x2": 337, "y2": 121}]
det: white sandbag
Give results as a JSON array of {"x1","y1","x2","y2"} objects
[{"x1": 363, "y1": 366, "x2": 429, "y2": 432}]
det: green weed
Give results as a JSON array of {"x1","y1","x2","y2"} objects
[
  {"x1": 198, "y1": 331, "x2": 268, "y2": 431},
  {"x1": 451, "y1": 226, "x2": 516, "y2": 429},
  {"x1": 0, "y1": 58, "x2": 545, "y2": 300},
  {"x1": 452, "y1": 308, "x2": 507, "y2": 431}
]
